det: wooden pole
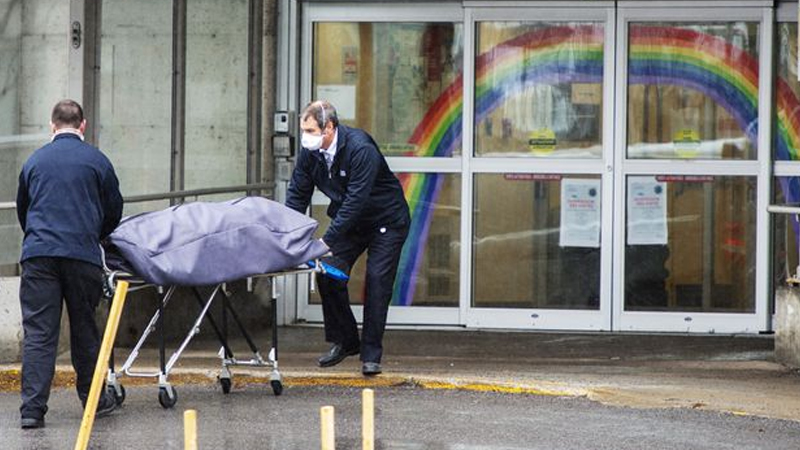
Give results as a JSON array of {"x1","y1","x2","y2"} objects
[
  {"x1": 184, "y1": 409, "x2": 198, "y2": 450},
  {"x1": 363, "y1": 389, "x2": 374, "y2": 450},
  {"x1": 74, "y1": 280, "x2": 129, "y2": 450},
  {"x1": 320, "y1": 405, "x2": 335, "y2": 450}
]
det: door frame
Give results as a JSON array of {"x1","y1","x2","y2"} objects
[
  {"x1": 612, "y1": 4, "x2": 773, "y2": 333},
  {"x1": 297, "y1": 2, "x2": 465, "y2": 326}
]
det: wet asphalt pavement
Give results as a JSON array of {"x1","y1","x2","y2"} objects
[{"x1": 2, "y1": 383, "x2": 799, "y2": 450}]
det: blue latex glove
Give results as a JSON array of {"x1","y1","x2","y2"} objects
[{"x1": 307, "y1": 257, "x2": 349, "y2": 281}]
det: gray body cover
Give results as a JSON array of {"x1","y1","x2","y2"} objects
[{"x1": 107, "y1": 197, "x2": 328, "y2": 286}]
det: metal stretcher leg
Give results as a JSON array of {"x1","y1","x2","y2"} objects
[
  {"x1": 270, "y1": 291, "x2": 282, "y2": 395},
  {"x1": 120, "y1": 286, "x2": 176, "y2": 377},
  {"x1": 105, "y1": 348, "x2": 125, "y2": 406},
  {"x1": 209, "y1": 280, "x2": 282, "y2": 395},
  {"x1": 157, "y1": 288, "x2": 177, "y2": 409},
  {"x1": 156, "y1": 284, "x2": 223, "y2": 408},
  {"x1": 190, "y1": 288, "x2": 234, "y2": 357},
  {"x1": 189, "y1": 287, "x2": 235, "y2": 394}
]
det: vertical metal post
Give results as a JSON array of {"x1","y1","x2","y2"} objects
[
  {"x1": 271, "y1": 294, "x2": 278, "y2": 361},
  {"x1": 69, "y1": 0, "x2": 102, "y2": 143},
  {"x1": 247, "y1": 0, "x2": 265, "y2": 195},
  {"x1": 158, "y1": 292, "x2": 167, "y2": 375},
  {"x1": 68, "y1": 0, "x2": 86, "y2": 103},
  {"x1": 171, "y1": 0, "x2": 187, "y2": 202}
]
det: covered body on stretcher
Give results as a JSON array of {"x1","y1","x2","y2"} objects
[{"x1": 100, "y1": 196, "x2": 330, "y2": 408}]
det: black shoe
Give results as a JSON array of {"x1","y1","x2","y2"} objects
[
  {"x1": 362, "y1": 362, "x2": 382, "y2": 376},
  {"x1": 83, "y1": 391, "x2": 118, "y2": 418},
  {"x1": 20, "y1": 417, "x2": 44, "y2": 429},
  {"x1": 318, "y1": 344, "x2": 359, "y2": 368}
]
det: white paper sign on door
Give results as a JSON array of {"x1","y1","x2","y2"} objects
[
  {"x1": 627, "y1": 176, "x2": 668, "y2": 245},
  {"x1": 559, "y1": 178, "x2": 601, "y2": 248},
  {"x1": 316, "y1": 85, "x2": 356, "y2": 120}
]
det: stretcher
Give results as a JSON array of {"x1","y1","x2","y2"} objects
[
  {"x1": 101, "y1": 262, "x2": 323, "y2": 409},
  {"x1": 97, "y1": 196, "x2": 332, "y2": 409}
]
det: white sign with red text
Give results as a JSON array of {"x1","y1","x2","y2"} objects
[
  {"x1": 627, "y1": 176, "x2": 668, "y2": 245},
  {"x1": 559, "y1": 178, "x2": 601, "y2": 248}
]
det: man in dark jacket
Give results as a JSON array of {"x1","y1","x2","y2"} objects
[
  {"x1": 16, "y1": 99, "x2": 123, "y2": 429},
  {"x1": 286, "y1": 100, "x2": 410, "y2": 376}
]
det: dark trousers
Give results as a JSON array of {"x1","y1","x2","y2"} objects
[
  {"x1": 317, "y1": 224, "x2": 408, "y2": 364},
  {"x1": 19, "y1": 257, "x2": 103, "y2": 420}
]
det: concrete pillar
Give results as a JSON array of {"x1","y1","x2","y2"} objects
[
  {"x1": 775, "y1": 286, "x2": 800, "y2": 369},
  {"x1": 0, "y1": 277, "x2": 22, "y2": 363}
]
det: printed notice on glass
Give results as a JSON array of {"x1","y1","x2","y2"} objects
[
  {"x1": 627, "y1": 176, "x2": 667, "y2": 245},
  {"x1": 316, "y1": 85, "x2": 356, "y2": 120},
  {"x1": 559, "y1": 179, "x2": 601, "y2": 248}
]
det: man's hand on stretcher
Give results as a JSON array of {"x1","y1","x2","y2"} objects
[{"x1": 308, "y1": 238, "x2": 349, "y2": 281}]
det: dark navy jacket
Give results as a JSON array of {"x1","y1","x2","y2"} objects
[
  {"x1": 286, "y1": 125, "x2": 410, "y2": 245},
  {"x1": 16, "y1": 133, "x2": 123, "y2": 267}
]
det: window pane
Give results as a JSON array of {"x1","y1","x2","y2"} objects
[
  {"x1": 0, "y1": 1, "x2": 68, "y2": 272},
  {"x1": 312, "y1": 23, "x2": 463, "y2": 157},
  {"x1": 473, "y1": 174, "x2": 602, "y2": 309},
  {"x1": 99, "y1": 0, "x2": 172, "y2": 213},
  {"x1": 185, "y1": 0, "x2": 248, "y2": 188},
  {"x1": 627, "y1": 23, "x2": 759, "y2": 160},
  {"x1": 775, "y1": 23, "x2": 800, "y2": 161},
  {"x1": 625, "y1": 176, "x2": 756, "y2": 312},
  {"x1": 475, "y1": 22, "x2": 604, "y2": 158},
  {"x1": 311, "y1": 173, "x2": 461, "y2": 307}
]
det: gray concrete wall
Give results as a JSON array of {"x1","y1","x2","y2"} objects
[
  {"x1": 97, "y1": 0, "x2": 172, "y2": 204},
  {"x1": 0, "y1": 0, "x2": 69, "y2": 363},
  {"x1": 776, "y1": 286, "x2": 800, "y2": 369},
  {"x1": 184, "y1": 0, "x2": 249, "y2": 190}
]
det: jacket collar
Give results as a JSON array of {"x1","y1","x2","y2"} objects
[
  {"x1": 51, "y1": 130, "x2": 84, "y2": 142},
  {"x1": 314, "y1": 125, "x2": 348, "y2": 165}
]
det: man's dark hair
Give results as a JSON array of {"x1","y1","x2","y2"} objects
[
  {"x1": 301, "y1": 100, "x2": 339, "y2": 130},
  {"x1": 51, "y1": 99, "x2": 84, "y2": 129}
]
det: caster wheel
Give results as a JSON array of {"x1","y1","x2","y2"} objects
[
  {"x1": 219, "y1": 377, "x2": 232, "y2": 394},
  {"x1": 107, "y1": 384, "x2": 126, "y2": 406},
  {"x1": 271, "y1": 379, "x2": 283, "y2": 396},
  {"x1": 158, "y1": 387, "x2": 178, "y2": 409}
]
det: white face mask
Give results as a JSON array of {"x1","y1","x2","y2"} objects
[{"x1": 301, "y1": 131, "x2": 324, "y2": 151}]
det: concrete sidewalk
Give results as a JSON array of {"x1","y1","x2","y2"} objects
[{"x1": 1, "y1": 327, "x2": 798, "y2": 421}]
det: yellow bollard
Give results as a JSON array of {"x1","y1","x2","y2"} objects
[
  {"x1": 362, "y1": 389, "x2": 374, "y2": 450},
  {"x1": 320, "y1": 405, "x2": 335, "y2": 450},
  {"x1": 184, "y1": 409, "x2": 198, "y2": 450},
  {"x1": 74, "y1": 280, "x2": 129, "y2": 450}
]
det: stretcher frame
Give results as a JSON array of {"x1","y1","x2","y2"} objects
[{"x1": 101, "y1": 262, "x2": 322, "y2": 409}]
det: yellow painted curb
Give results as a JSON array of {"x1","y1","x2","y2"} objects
[
  {"x1": 0, "y1": 368, "x2": 575, "y2": 398},
  {"x1": 414, "y1": 379, "x2": 568, "y2": 397}
]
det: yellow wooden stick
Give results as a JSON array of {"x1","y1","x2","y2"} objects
[
  {"x1": 74, "y1": 280, "x2": 129, "y2": 450},
  {"x1": 184, "y1": 409, "x2": 198, "y2": 450},
  {"x1": 363, "y1": 389, "x2": 374, "y2": 450},
  {"x1": 320, "y1": 405, "x2": 335, "y2": 450}
]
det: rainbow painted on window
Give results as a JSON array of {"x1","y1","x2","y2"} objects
[{"x1": 392, "y1": 24, "x2": 800, "y2": 306}]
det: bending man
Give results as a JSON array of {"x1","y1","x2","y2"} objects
[{"x1": 286, "y1": 100, "x2": 410, "y2": 376}]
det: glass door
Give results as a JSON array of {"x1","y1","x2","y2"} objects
[
  {"x1": 297, "y1": 4, "x2": 465, "y2": 325},
  {"x1": 463, "y1": 7, "x2": 616, "y2": 330},
  {"x1": 613, "y1": 6, "x2": 772, "y2": 332}
]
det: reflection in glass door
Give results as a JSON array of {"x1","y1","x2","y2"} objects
[
  {"x1": 615, "y1": 9, "x2": 770, "y2": 332},
  {"x1": 465, "y1": 8, "x2": 615, "y2": 330}
]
